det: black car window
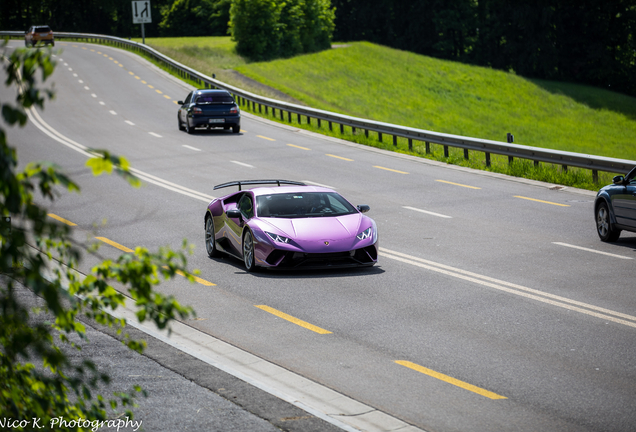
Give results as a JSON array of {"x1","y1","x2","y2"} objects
[
  {"x1": 35, "y1": 26, "x2": 51, "y2": 32},
  {"x1": 183, "y1": 92, "x2": 192, "y2": 104},
  {"x1": 238, "y1": 194, "x2": 254, "y2": 220},
  {"x1": 195, "y1": 94, "x2": 234, "y2": 104},
  {"x1": 256, "y1": 192, "x2": 357, "y2": 218}
]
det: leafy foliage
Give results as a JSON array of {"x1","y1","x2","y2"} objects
[
  {"x1": 229, "y1": 0, "x2": 335, "y2": 61},
  {"x1": 159, "y1": 0, "x2": 232, "y2": 37},
  {"x1": 0, "y1": 41, "x2": 195, "y2": 427}
]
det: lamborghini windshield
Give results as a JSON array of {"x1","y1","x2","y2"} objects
[{"x1": 256, "y1": 192, "x2": 357, "y2": 218}]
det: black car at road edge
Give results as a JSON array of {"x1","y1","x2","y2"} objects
[
  {"x1": 178, "y1": 89, "x2": 240, "y2": 134},
  {"x1": 595, "y1": 165, "x2": 636, "y2": 242}
]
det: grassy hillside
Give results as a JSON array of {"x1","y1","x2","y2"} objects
[
  {"x1": 139, "y1": 37, "x2": 636, "y2": 188},
  {"x1": 235, "y1": 41, "x2": 636, "y2": 161}
]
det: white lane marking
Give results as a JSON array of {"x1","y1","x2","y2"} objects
[
  {"x1": 26, "y1": 107, "x2": 215, "y2": 203},
  {"x1": 125, "y1": 120, "x2": 135, "y2": 126},
  {"x1": 182, "y1": 145, "x2": 201, "y2": 152},
  {"x1": 73, "y1": 73, "x2": 78, "y2": 77},
  {"x1": 380, "y1": 247, "x2": 636, "y2": 328},
  {"x1": 84, "y1": 86, "x2": 90, "y2": 90},
  {"x1": 79, "y1": 79, "x2": 84, "y2": 83},
  {"x1": 91, "y1": 93, "x2": 97, "y2": 98},
  {"x1": 109, "y1": 110, "x2": 117, "y2": 115},
  {"x1": 149, "y1": 132, "x2": 162, "y2": 138},
  {"x1": 68, "y1": 67, "x2": 72, "y2": 71},
  {"x1": 231, "y1": 160, "x2": 254, "y2": 168},
  {"x1": 303, "y1": 180, "x2": 336, "y2": 189},
  {"x1": 404, "y1": 206, "x2": 452, "y2": 219},
  {"x1": 553, "y1": 242, "x2": 633, "y2": 260},
  {"x1": 99, "y1": 101, "x2": 105, "y2": 105}
]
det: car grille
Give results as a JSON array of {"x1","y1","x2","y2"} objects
[{"x1": 266, "y1": 246, "x2": 377, "y2": 268}]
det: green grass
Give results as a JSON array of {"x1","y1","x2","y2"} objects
[{"x1": 117, "y1": 37, "x2": 636, "y2": 188}]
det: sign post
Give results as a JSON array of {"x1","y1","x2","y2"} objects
[{"x1": 132, "y1": 1, "x2": 152, "y2": 44}]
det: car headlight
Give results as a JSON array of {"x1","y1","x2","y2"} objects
[
  {"x1": 357, "y1": 227, "x2": 371, "y2": 240},
  {"x1": 266, "y1": 231, "x2": 291, "y2": 243}
]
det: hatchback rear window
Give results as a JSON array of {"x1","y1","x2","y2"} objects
[
  {"x1": 34, "y1": 27, "x2": 51, "y2": 32},
  {"x1": 195, "y1": 95, "x2": 234, "y2": 103}
]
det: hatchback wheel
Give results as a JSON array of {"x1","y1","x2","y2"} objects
[{"x1": 596, "y1": 202, "x2": 621, "y2": 242}]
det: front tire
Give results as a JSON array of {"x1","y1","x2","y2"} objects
[
  {"x1": 242, "y1": 230, "x2": 257, "y2": 272},
  {"x1": 205, "y1": 216, "x2": 220, "y2": 258},
  {"x1": 596, "y1": 202, "x2": 621, "y2": 242}
]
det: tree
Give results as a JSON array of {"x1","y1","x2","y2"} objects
[
  {"x1": 159, "y1": 0, "x2": 232, "y2": 37},
  {"x1": 229, "y1": 0, "x2": 335, "y2": 60},
  {"x1": 0, "y1": 41, "x2": 196, "y2": 428}
]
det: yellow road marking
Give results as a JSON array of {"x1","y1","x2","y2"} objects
[
  {"x1": 374, "y1": 166, "x2": 409, "y2": 174},
  {"x1": 395, "y1": 360, "x2": 507, "y2": 400},
  {"x1": 48, "y1": 213, "x2": 76, "y2": 226},
  {"x1": 326, "y1": 154, "x2": 353, "y2": 161},
  {"x1": 255, "y1": 305, "x2": 332, "y2": 334},
  {"x1": 164, "y1": 95, "x2": 171, "y2": 99},
  {"x1": 163, "y1": 267, "x2": 216, "y2": 286},
  {"x1": 173, "y1": 100, "x2": 179, "y2": 104},
  {"x1": 95, "y1": 237, "x2": 134, "y2": 253},
  {"x1": 90, "y1": 49, "x2": 95, "y2": 52},
  {"x1": 287, "y1": 144, "x2": 310, "y2": 150},
  {"x1": 148, "y1": 85, "x2": 154, "y2": 89},
  {"x1": 436, "y1": 180, "x2": 481, "y2": 189},
  {"x1": 97, "y1": 51, "x2": 102, "y2": 54},
  {"x1": 514, "y1": 196, "x2": 570, "y2": 207},
  {"x1": 141, "y1": 80, "x2": 147, "y2": 84},
  {"x1": 129, "y1": 71, "x2": 134, "y2": 75},
  {"x1": 257, "y1": 135, "x2": 275, "y2": 141},
  {"x1": 155, "y1": 89, "x2": 163, "y2": 94},
  {"x1": 135, "y1": 76, "x2": 140, "y2": 80}
]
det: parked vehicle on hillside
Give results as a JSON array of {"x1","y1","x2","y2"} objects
[
  {"x1": 204, "y1": 180, "x2": 378, "y2": 271},
  {"x1": 594, "y1": 165, "x2": 636, "y2": 242},
  {"x1": 25, "y1": 26, "x2": 54, "y2": 47},
  {"x1": 178, "y1": 89, "x2": 240, "y2": 134}
]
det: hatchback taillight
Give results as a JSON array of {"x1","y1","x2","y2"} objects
[
  {"x1": 230, "y1": 106, "x2": 239, "y2": 114},
  {"x1": 192, "y1": 107, "x2": 202, "y2": 114}
]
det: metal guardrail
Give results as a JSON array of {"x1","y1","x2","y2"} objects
[{"x1": 3, "y1": 30, "x2": 635, "y2": 180}]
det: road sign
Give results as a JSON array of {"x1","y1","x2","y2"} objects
[{"x1": 132, "y1": 1, "x2": 152, "y2": 24}]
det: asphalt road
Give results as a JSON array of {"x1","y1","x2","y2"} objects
[{"x1": 4, "y1": 40, "x2": 636, "y2": 432}]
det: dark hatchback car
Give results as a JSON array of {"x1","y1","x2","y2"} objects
[
  {"x1": 178, "y1": 89, "x2": 240, "y2": 134},
  {"x1": 595, "y1": 165, "x2": 636, "y2": 242},
  {"x1": 25, "y1": 25, "x2": 55, "y2": 47}
]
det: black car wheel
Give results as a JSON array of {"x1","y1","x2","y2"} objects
[
  {"x1": 178, "y1": 115, "x2": 185, "y2": 131},
  {"x1": 205, "y1": 216, "x2": 220, "y2": 258},
  {"x1": 242, "y1": 230, "x2": 257, "y2": 272},
  {"x1": 232, "y1": 125, "x2": 240, "y2": 134},
  {"x1": 185, "y1": 118, "x2": 194, "y2": 134},
  {"x1": 596, "y1": 202, "x2": 621, "y2": 242}
]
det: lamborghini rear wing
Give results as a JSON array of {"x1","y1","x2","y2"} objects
[{"x1": 213, "y1": 180, "x2": 306, "y2": 191}]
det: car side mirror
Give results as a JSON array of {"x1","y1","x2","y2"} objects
[
  {"x1": 227, "y1": 209, "x2": 242, "y2": 219},
  {"x1": 177, "y1": 101, "x2": 183, "y2": 105},
  {"x1": 357, "y1": 205, "x2": 370, "y2": 213},
  {"x1": 613, "y1": 175, "x2": 625, "y2": 185}
]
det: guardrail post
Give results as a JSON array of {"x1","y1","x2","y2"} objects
[
  {"x1": 425, "y1": 142, "x2": 430, "y2": 154},
  {"x1": 507, "y1": 133, "x2": 514, "y2": 164},
  {"x1": 593, "y1": 170, "x2": 599, "y2": 183},
  {"x1": 340, "y1": 123, "x2": 344, "y2": 134},
  {"x1": 352, "y1": 126, "x2": 356, "y2": 134},
  {"x1": 297, "y1": 113, "x2": 302, "y2": 124},
  {"x1": 562, "y1": 164, "x2": 568, "y2": 172},
  {"x1": 329, "y1": 121, "x2": 333, "y2": 131},
  {"x1": 317, "y1": 118, "x2": 321, "y2": 128},
  {"x1": 408, "y1": 138, "x2": 413, "y2": 151},
  {"x1": 464, "y1": 149, "x2": 469, "y2": 160},
  {"x1": 378, "y1": 132, "x2": 383, "y2": 142},
  {"x1": 444, "y1": 145, "x2": 449, "y2": 158},
  {"x1": 485, "y1": 152, "x2": 491, "y2": 166},
  {"x1": 288, "y1": 111, "x2": 292, "y2": 122},
  {"x1": 365, "y1": 130, "x2": 369, "y2": 138},
  {"x1": 393, "y1": 135, "x2": 397, "y2": 146}
]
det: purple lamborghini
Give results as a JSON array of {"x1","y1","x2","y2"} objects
[{"x1": 204, "y1": 180, "x2": 378, "y2": 271}]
